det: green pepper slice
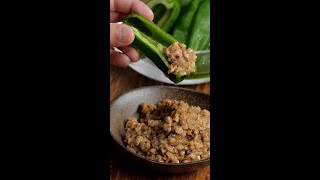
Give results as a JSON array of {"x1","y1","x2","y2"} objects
[
  {"x1": 185, "y1": 51, "x2": 210, "y2": 79},
  {"x1": 187, "y1": 0, "x2": 210, "y2": 51},
  {"x1": 176, "y1": 0, "x2": 192, "y2": 6},
  {"x1": 147, "y1": 0, "x2": 181, "y2": 32},
  {"x1": 172, "y1": 0, "x2": 200, "y2": 44},
  {"x1": 124, "y1": 13, "x2": 197, "y2": 83}
]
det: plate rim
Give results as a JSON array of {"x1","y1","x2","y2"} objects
[{"x1": 128, "y1": 58, "x2": 210, "y2": 85}]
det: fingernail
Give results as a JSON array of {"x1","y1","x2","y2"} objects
[{"x1": 119, "y1": 26, "x2": 132, "y2": 43}]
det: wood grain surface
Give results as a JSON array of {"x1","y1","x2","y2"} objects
[{"x1": 110, "y1": 65, "x2": 210, "y2": 180}]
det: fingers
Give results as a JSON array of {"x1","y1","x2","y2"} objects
[
  {"x1": 130, "y1": 0, "x2": 154, "y2": 21},
  {"x1": 121, "y1": 46, "x2": 140, "y2": 62},
  {"x1": 110, "y1": 0, "x2": 149, "y2": 67},
  {"x1": 110, "y1": 47, "x2": 141, "y2": 67},
  {"x1": 110, "y1": 0, "x2": 153, "y2": 21},
  {"x1": 110, "y1": 12, "x2": 127, "y2": 22},
  {"x1": 110, "y1": 49, "x2": 131, "y2": 67},
  {"x1": 110, "y1": 23, "x2": 134, "y2": 48}
]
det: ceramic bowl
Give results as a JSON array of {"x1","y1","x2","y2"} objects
[{"x1": 110, "y1": 86, "x2": 211, "y2": 173}]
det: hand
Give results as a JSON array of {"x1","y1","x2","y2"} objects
[{"x1": 110, "y1": 0, "x2": 153, "y2": 67}]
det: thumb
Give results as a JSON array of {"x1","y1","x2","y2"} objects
[{"x1": 110, "y1": 23, "x2": 134, "y2": 48}]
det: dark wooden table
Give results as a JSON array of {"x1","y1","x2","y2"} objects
[{"x1": 110, "y1": 65, "x2": 210, "y2": 180}]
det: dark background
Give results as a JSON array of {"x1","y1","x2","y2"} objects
[{"x1": 2, "y1": 0, "x2": 319, "y2": 179}]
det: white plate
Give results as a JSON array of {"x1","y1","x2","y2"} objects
[{"x1": 129, "y1": 57, "x2": 210, "y2": 85}]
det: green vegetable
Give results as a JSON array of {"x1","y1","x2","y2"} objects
[
  {"x1": 176, "y1": 0, "x2": 192, "y2": 6},
  {"x1": 124, "y1": 13, "x2": 191, "y2": 83},
  {"x1": 187, "y1": 0, "x2": 210, "y2": 51},
  {"x1": 147, "y1": 0, "x2": 181, "y2": 32},
  {"x1": 177, "y1": 0, "x2": 205, "y2": 7},
  {"x1": 185, "y1": 51, "x2": 210, "y2": 79},
  {"x1": 172, "y1": 0, "x2": 200, "y2": 43}
]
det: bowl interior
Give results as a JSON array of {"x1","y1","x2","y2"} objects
[{"x1": 110, "y1": 86, "x2": 210, "y2": 171}]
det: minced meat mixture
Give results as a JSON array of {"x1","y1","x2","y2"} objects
[
  {"x1": 123, "y1": 99, "x2": 210, "y2": 163},
  {"x1": 163, "y1": 42, "x2": 197, "y2": 77}
]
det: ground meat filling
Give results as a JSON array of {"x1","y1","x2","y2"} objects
[
  {"x1": 163, "y1": 42, "x2": 197, "y2": 77},
  {"x1": 124, "y1": 99, "x2": 210, "y2": 163}
]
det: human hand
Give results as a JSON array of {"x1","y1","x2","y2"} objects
[{"x1": 110, "y1": 0, "x2": 153, "y2": 67}]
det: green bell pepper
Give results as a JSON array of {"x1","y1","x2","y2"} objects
[
  {"x1": 185, "y1": 51, "x2": 210, "y2": 79},
  {"x1": 176, "y1": 0, "x2": 192, "y2": 6},
  {"x1": 147, "y1": 0, "x2": 181, "y2": 32},
  {"x1": 176, "y1": 0, "x2": 206, "y2": 6},
  {"x1": 124, "y1": 13, "x2": 194, "y2": 83},
  {"x1": 172, "y1": 0, "x2": 200, "y2": 44},
  {"x1": 187, "y1": 0, "x2": 210, "y2": 51}
]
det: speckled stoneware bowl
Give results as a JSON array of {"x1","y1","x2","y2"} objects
[{"x1": 110, "y1": 86, "x2": 210, "y2": 173}]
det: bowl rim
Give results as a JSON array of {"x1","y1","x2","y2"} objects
[
  {"x1": 110, "y1": 85, "x2": 211, "y2": 166},
  {"x1": 110, "y1": 85, "x2": 210, "y2": 105}
]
